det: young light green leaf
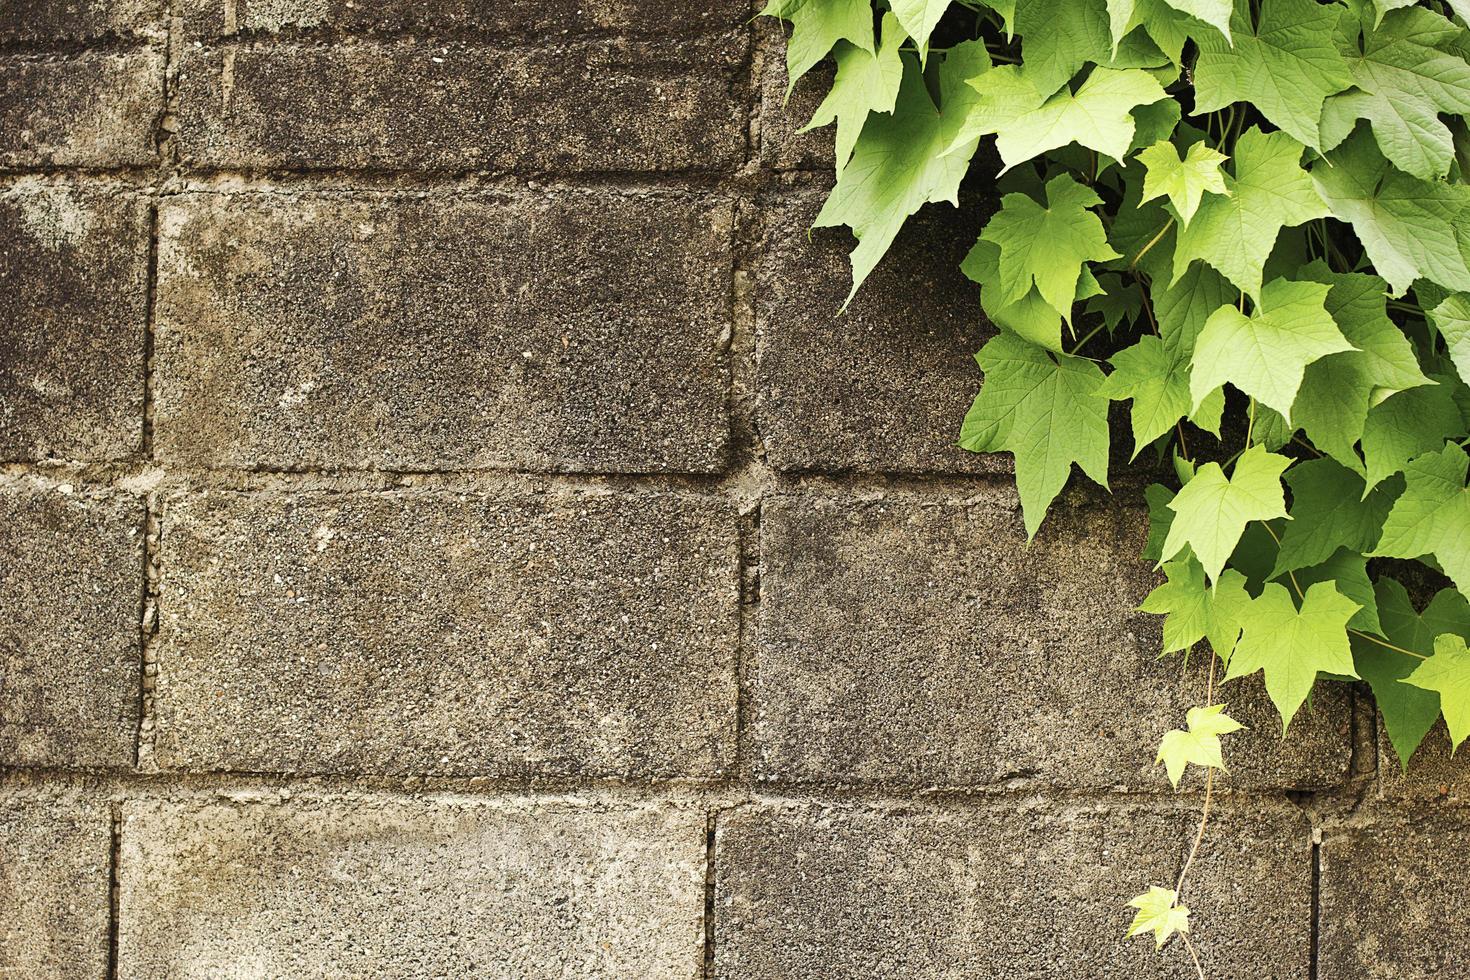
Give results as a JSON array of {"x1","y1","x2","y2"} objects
[
  {"x1": 1126, "y1": 887, "x2": 1190, "y2": 949},
  {"x1": 1156, "y1": 703, "x2": 1245, "y2": 787},
  {"x1": 1361, "y1": 383, "x2": 1466, "y2": 492},
  {"x1": 1173, "y1": 128, "x2": 1328, "y2": 300},
  {"x1": 1140, "y1": 559, "x2": 1251, "y2": 659},
  {"x1": 1372, "y1": 443, "x2": 1470, "y2": 598},
  {"x1": 802, "y1": 13, "x2": 906, "y2": 167},
  {"x1": 1272, "y1": 458, "x2": 1394, "y2": 576},
  {"x1": 1193, "y1": 0, "x2": 1353, "y2": 149},
  {"x1": 1138, "y1": 139, "x2": 1228, "y2": 226},
  {"x1": 888, "y1": 0, "x2": 949, "y2": 59},
  {"x1": 1226, "y1": 581, "x2": 1361, "y2": 733},
  {"x1": 764, "y1": 0, "x2": 876, "y2": 91},
  {"x1": 1160, "y1": 445, "x2": 1291, "y2": 583},
  {"x1": 1189, "y1": 278, "x2": 1355, "y2": 422},
  {"x1": 1404, "y1": 633, "x2": 1470, "y2": 752},
  {"x1": 959, "y1": 333, "x2": 1110, "y2": 538}
]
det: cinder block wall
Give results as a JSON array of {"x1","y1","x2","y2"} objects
[{"x1": 0, "y1": 3, "x2": 1463, "y2": 977}]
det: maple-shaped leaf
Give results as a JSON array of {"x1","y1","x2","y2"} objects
[
  {"x1": 1227, "y1": 581, "x2": 1361, "y2": 732},
  {"x1": 963, "y1": 239, "x2": 1105, "y2": 352},
  {"x1": 1099, "y1": 335, "x2": 1222, "y2": 456},
  {"x1": 815, "y1": 42, "x2": 990, "y2": 303},
  {"x1": 764, "y1": 0, "x2": 876, "y2": 91},
  {"x1": 888, "y1": 0, "x2": 949, "y2": 59},
  {"x1": 1355, "y1": 578, "x2": 1470, "y2": 768},
  {"x1": 1360, "y1": 382, "x2": 1467, "y2": 492},
  {"x1": 1404, "y1": 634, "x2": 1470, "y2": 752},
  {"x1": 1140, "y1": 558, "x2": 1250, "y2": 659},
  {"x1": 960, "y1": 333, "x2": 1110, "y2": 539},
  {"x1": 1272, "y1": 458, "x2": 1395, "y2": 576},
  {"x1": 1010, "y1": 0, "x2": 1115, "y2": 97},
  {"x1": 1126, "y1": 887, "x2": 1190, "y2": 949},
  {"x1": 1156, "y1": 262, "x2": 1234, "y2": 363},
  {"x1": 1372, "y1": 443, "x2": 1470, "y2": 597},
  {"x1": 1290, "y1": 547, "x2": 1382, "y2": 635},
  {"x1": 1321, "y1": 5, "x2": 1470, "y2": 180},
  {"x1": 1189, "y1": 278, "x2": 1356, "y2": 422},
  {"x1": 1138, "y1": 139, "x2": 1228, "y2": 226},
  {"x1": 1193, "y1": 0, "x2": 1352, "y2": 149},
  {"x1": 1160, "y1": 445, "x2": 1291, "y2": 583},
  {"x1": 802, "y1": 13, "x2": 905, "y2": 167},
  {"x1": 1429, "y1": 293, "x2": 1470, "y2": 386},
  {"x1": 1173, "y1": 128, "x2": 1328, "y2": 300},
  {"x1": 979, "y1": 174, "x2": 1122, "y2": 321},
  {"x1": 1156, "y1": 703, "x2": 1245, "y2": 787},
  {"x1": 1312, "y1": 129, "x2": 1470, "y2": 297}
]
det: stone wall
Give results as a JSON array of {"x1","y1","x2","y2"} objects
[{"x1": 1, "y1": 2, "x2": 1465, "y2": 977}]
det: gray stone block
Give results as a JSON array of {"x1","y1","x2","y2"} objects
[
  {"x1": 756, "y1": 29, "x2": 834, "y2": 172},
  {"x1": 0, "y1": 0, "x2": 160, "y2": 43},
  {"x1": 154, "y1": 489, "x2": 739, "y2": 777},
  {"x1": 119, "y1": 798, "x2": 706, "y2": 978},
  {"x1": 173, "y1": 36, "x2": 747, "y2": 173},
  {"x1": 715, "y1": 799, "x2": 1311, "y2": 979},
  {"x1": 0, "y1": 186, "x2": 148, "y2": 462},
  {"x1": 0, "y1": 51, "x2": 163, "y2": 167},
  {"x1": 754, "y1": 492, "x2": 1352, "y2": 790},
  {"x1": 1375, "y1": 722, "x2": 1470, "y2": 800},
  {"x1": 0, "y1": 487, "x2": 144, "y2": 769},
  {"x1": 0, "y1": 795, "x2": 111, "y2": 979},
  {"x1": 154, "y1": 192, "x2": 732, "y2": 473}
]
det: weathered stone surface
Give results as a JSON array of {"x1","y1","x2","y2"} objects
[
  {"x1": 0, "y1": 0, "x2": 160, "y2": 43},
  {"x1": 174, "y1": 37, "x2": 747, "y2": 172},
  {"x1": 180, "y1": 0, "x2": 746, "y2": 38},
  {"x1": 756, "y1": 193, "x2": 1001, "y2": 473},
  {"x1": 0, "y1": 795, "x2": 111, "y2": 979},
  {"x1": 0, "y1": 52, "x2": 162, "y2": 168},
  {"x1": 154, "y1": 191, "x2": 732, "y2": 472},
  {"x1": 120, "y1": 798, "x2": 706, "y2": 978},
  {"x1": 0, "y1": 487, "x2": 143, "y2": 769},
  {"x1": 757, "y1": 32, "x2": 834, "y2": 172},
  {"x1": 1320, "y1": 814, "x2": 1470, "y2": 979},
  {"x1": 154, "y1": 489, "x2": 739, "y2": 776},
  {"x1": 1375, "y1": 721, "x2": 1470, "y2": 800},
  {"x1": 0, "y1": 186, "x2": 148, "y2": 461},
  {"x1": 754, "y1": 492, "x2": 1351, "y2": 789},
  {"x1": 716, "y1": 800, "x2": 1311, "y2": 979}
]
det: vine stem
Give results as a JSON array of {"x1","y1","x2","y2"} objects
[
  {"x1": 1175, "y1": 653, "x2": 1217, "y2": 900},
  {"x1": 1130, "y1": 218, "x2": 1175, "y2": 270},
  {"x1": 1181, "y1": 933, "x2": 1207, "y2": 980}
]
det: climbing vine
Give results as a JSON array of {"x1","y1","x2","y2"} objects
[{"x1": 766, "y1": 0, "x2": 1470, "y2": 973}]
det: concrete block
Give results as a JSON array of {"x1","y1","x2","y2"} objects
[{"x1": 0, "y1": 51, "x2": 163, "y2": 167}]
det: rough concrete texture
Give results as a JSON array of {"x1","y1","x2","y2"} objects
[
  {"x1": 716, "y1": 799, "x2": 1311, "y2": 979},
  {"x1": 119, "y1": 798, "x2": 706, "y2": 978},
  {"x1": 0, "y1": 487, "x2": 144, "y2": 768},
  {"x1": 154, "y1": 191, "x2": 731, "y2": 472},
  {"x1": 0, "y1": 795, "x2": 111, "y2": 979},
  {"x1": 1375, "y1": 723, "x2": 1470, "y2": 800},
  {"x1": 174, "y1": 37, "x2": 748, "y2": 173},
  {"x1": 0, "y1": 0, "x2": 159, "y2": 43},
  {"x1": 154, "y1": 490, "x2": 739, "y2": 776},
  {"x1": 756, "y1": 31, "x2": 834, "y2": 172},
  {"x1": 756, "y1": 492, "x2": 1351, "y2": 789},
  {"x1": 0, "y1": 185, "x2": 148, "y2": 461},
  {"x1": 1319, "y1": 814, "x2": 1470, "y2": 978},
  {"x1": 0, "y1": 51, "x2": 163, "y2": 168}
]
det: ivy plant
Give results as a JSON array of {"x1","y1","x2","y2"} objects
[{"x1": 765, "y1": 0, "x2": 1470, "y2": 973}]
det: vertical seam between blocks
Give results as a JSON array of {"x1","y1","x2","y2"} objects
[
  {"x1": 106, "y1": 802, "x2": 122, "y2": 980},
  {"x1": 701, "y1": 809, "x2": 718, "y2": 978},
  {"x1": 1309, "y1": 831, "x2": 1322, "y2": 980}
]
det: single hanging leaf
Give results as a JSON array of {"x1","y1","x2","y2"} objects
[
  {"x1": 1360, "y1": 383, "x2": 1467, "y2": 492},
  {"x1": 979, "y1": 174, "x2": 1122, "y2": 320},
  {"x1": 1372, "y1": 443, "x2": 1470, "y2": 598},
  {"x1": 1138, "y1": 139, "x2": 1229, "y2": 227},
  {"x1": 802, "y1": 13, "x2": 906, "y2": 167},
  {"x1": 1172, "y1": 128, "x2": 1328, "y2": 300},
  {"x1": 1126, "y1": 887, "x2": 1190, "y2": 949},
  {"x1": 815, "y1": 42, "x2": 991, "y2": 303},
  {"x1": 1429, "y1": 294, "x2": 1470, "y2": 384},
  {"x1": 1160, "y1": 445, "x2": 1291, "y2": 583},
  {"x1": 1140, "y1": 559, "x2": 1251, "y2": 659},
  {"x1": 1311, "y1": 129, "x2": 1470, "y2": 297},
  {"x1": 1404, "y1": 634, "x2": 1470, "y2": 751},
  {"x1": 1156, "y1": 704, "x2": 1245, "y2": 788},
  {"x1": 1193, "y1": 0, "x2": 1353, "y2": 149},
  {"x1": 1272, "y1": 458, "x2": 1395, "y2": 576},
  {"x1": 888, "y1": 0, "x2": 949, "y2": 59},
  {"x1": 1189, "y1": 278, "x2": 1356, "y2": 422},
  {"x1": 764, "y1": 0, "x2": 876, "y2": 91},
  {"x1": 959, "y1": 334, "x2": 1110, "y2": 538},
  {"x1": 1226, "y1": 581, "x2": 1361, "y2": 733}
]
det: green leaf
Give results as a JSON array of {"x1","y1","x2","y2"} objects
[
  {"x1": 1173, "y1": 127, "x2": 1328, "y2": 300},
  {"x1": 1361, "y1": 383, "x2": 1467, "y2": 492},
  {"x1": 1322, "y1": 5, "x2": 1470, "y2": 180},
  {"x1": 1189, "y1": 278, "x2": 1356, "y2": 422},
  {"x1": 1404, "y1": 633, "x2": 1470, "y2": 752},
  {"x1": 1156, "y1": 261, "x2": 1234, "y2": 362},
  {"x1": 1160, "y1": 445, "x2": 1291, "y2": 583},
  {"x1": 1312, "y1": 129, "x2": 1470, "y2": 296},
  {"x1": 765, "y1": 0, "x2": 876, "y2": 91},
  {"x1": 815, "y1": 42, "x2": 991, "y2": 303},
  {"x1": 1140, "y1": 558, "x2": 1251, "y2": 659},
  {"x1": 1273, "y1": 458, "x2": 1394, "y2": 576},
  {"x1": 1098, "y1": 336, "x2": 1185, "y2": 456},
  {"x1": 1126, "y1": 886, "x2": 1190, "y2": 949},
  {"x1": 1429, "y1": 293, "x2": 1470, "y2": 385},
  {"x1": 1156, "y1": 703, "x2": 1244, "y2": 787},
  {"x1": 888, "y1": 0, "x2": 949, "y2": 58},
  {"x1": 802, "y1": 13, "x2": 906, "y2": 167},
  {"x1": 1290, "y1": 547, "x2": 1382, "y2": 635},
  {"x1": 960, "y1": 333, "x2": 1110, "y2": 538},
  {"x1": 1159, "y1": 0, "x2": 1232, "y2": 40},
  {"x1": 1226, "y1": 581, "x2": 1361, "y2": 733},
  {"x1": 1138, "y1": 139, "x2": 1229, "y2": 226},
  {"x1": 979, "y1": 174, "x2": 1122, "y2": 320},
  {"x1": 1012, "y1": 0, "x2": 1115, "y2": 97},
  {"x1": 1372, "y1": 443, "x2": 1470, "y2": 598},
  {"x1": 1143, "y1": 483, "x2": 1176, "y2": 563},
  {"x1": 1193, "y1": 0, "x2": 1352, "y2": 149}
]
